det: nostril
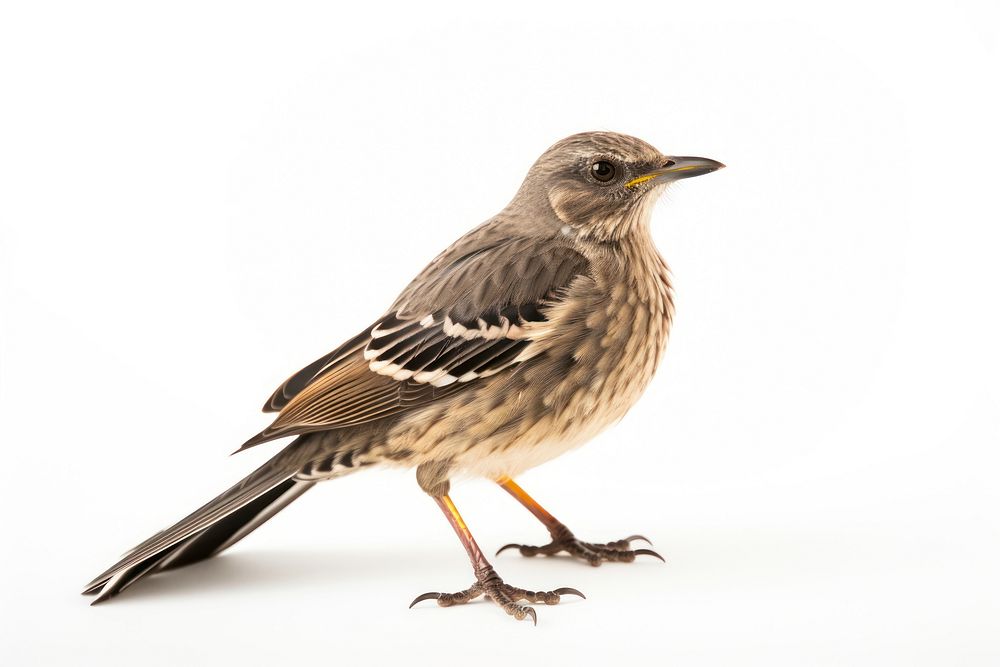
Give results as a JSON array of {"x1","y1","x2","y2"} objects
[{"x1": 662, "y1": 159, "x2": 676, "y2": 169}]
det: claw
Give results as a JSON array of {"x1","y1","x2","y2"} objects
[
  {"x1": 524, "y1": 606, "x2": 537, "y2": 626},
  {"x1": 495, "y1": 543, "x2": 520, "y2": 556},
  {"x1": 408, "y1": 592, "x2": 441, "y2": 608},
  {"x1": 633, "y1": 548, "x2": 666, "y2": 563},
  {"x1": 624, "y1": 534, "x2": 653, "y2": 546},
  {"x1": 553, "y1": 587, "x2": 586, "y2": 599}
]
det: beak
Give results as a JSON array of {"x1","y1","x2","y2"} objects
[{"x1": 625, "y1": 156, "x2": 726, "y2": 188}]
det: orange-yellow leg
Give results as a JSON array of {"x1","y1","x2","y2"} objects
[
  {"x1": 496, "y1": 477, "x2": 665, "y2": 566},
  {"x1": 408, "y1": 494, "x2": 584, "y2": 624}
]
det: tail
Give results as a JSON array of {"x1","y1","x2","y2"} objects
[{"x1": 83, "y1": 437, "x2": 322, "y2": 604}]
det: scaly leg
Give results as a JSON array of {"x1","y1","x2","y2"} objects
[
  {"x1": 495, "y1": 477, "x2": 665, "y2": 566},
  {"x1": 409, "y1": 494, "x2": 584, "y2": 624}
]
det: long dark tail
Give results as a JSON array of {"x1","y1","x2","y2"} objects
[{"x1": 83, "y1": 438, "x2": 323, "y2": 604}]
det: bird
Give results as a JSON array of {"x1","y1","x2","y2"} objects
[{"x1": 83, "y1": 131, "x2": 724, "y2": 623}]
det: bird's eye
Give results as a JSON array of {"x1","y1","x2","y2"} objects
[{"x1": 590, "y1": 160, "x2": 617, "y2": 183}]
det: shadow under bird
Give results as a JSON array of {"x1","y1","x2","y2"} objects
[{"x1": 84, "y1": 131, "x2": 724, "y2": 623}]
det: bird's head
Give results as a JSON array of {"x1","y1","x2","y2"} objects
[{"x1": 517, "y1": 131, "x2": 724, "y2": 242}]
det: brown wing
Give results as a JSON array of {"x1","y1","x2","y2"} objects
[
  {"x1": 261, "y1": 329, "x2": 370, "y2": 413},
  {"x1": 239, "y1": 235, "x2": 589, "y2": 451}
]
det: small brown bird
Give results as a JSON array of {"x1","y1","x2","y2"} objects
[{"x1": 84, "y1": 131, "x2": 723, "y2": 623}]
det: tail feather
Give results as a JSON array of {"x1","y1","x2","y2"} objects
[
  {"x1": 158, "y1": 478, "x2": 313, "y2": 572},
  {"x1": 84, "y1": 437, "x2": 325, "y2": 602},
  {"x1": 87, "y1": 546, "x2": 180, "y2": 603},
  {"x1": 84, "y1": 478, "x2": 315, "y2": 603}
]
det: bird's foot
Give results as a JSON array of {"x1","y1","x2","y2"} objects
[
  {"x1": 409, "y1": 565, "x2": 584, "y2": 624},
  {"x1": 496, "y1": 524, "x2": 665, "y2": 566}
]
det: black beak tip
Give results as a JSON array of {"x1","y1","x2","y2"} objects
[{"x1": 696, "y1": 157, "x2": 725, "y2": 173}]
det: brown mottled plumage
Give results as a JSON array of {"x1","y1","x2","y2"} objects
[{"x1": 84, "y1": 132, "x2": 724, "y2": 623}]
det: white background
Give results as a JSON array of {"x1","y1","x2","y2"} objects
[{"x1": 2, "y1": 1, "x2": 998, "y2": 664}]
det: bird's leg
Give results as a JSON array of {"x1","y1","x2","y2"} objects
[
  {"x1": 495, "y1": 476, "x2": 665, "y2": 566},
  {"x1": 408, "y1": 494, "x2": 584, "y2": 624}
]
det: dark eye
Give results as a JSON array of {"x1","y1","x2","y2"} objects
[{"x1": 590, "y1": 160, "x2": 617, "y2": 183}]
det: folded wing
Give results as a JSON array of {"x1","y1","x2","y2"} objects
[{"x1": 240, "y1": 237, "x2": 589, "y2": 450}]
